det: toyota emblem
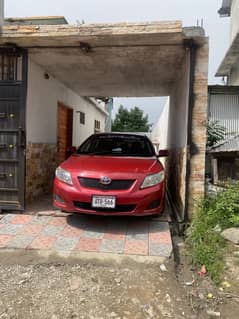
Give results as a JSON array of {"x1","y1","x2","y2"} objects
[{"x1": 100, "y1": 176, "x2": 111, "y2": 185}]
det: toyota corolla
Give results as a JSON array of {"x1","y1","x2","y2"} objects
[{"x1": 53, "y1": 133, "x2": 166, "y2": 216}]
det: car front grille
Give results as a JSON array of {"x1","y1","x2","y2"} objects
[
  {"x1": 78, "y1": 177, "x2": 135, "y2": 191},
  {"x1": 73, "y1": 201, "x2": 136, "y2": 213}
]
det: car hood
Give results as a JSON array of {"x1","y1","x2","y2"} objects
[{"x1": 60, "y1": 155, "x2": 162, "y2": 178}]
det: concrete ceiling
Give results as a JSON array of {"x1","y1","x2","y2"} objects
[{"x1": 0, "y1": 21, "x2": 206, "y2": 97}]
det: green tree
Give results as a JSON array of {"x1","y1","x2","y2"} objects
[
  {"x1": 207, "y1": 120, "x2": 226, "y2": 148},
  {"x1": 112, "y1": 105, "x2": 151, "y2": 132}
]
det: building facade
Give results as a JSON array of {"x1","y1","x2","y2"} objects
[{"x1": 217, "y1": 0, "x2": 239, "y2": 84}]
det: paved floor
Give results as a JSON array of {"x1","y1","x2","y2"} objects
[{"x1": 0, "y1": 213, "x2": 173, "y2": 258}]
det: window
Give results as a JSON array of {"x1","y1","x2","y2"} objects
[
  {"x1": 94, "y1": 120, "x2": 101, "y2": 133},
  {"x1": 79, "y1": 112, "x2": 85, "y2": 125},
  {"x1": 77, "y1": 134, "x2": 155, "y2": 157}
]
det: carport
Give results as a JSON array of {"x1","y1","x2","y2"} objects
[{"x1": 0, "y1": 21, "x2": 208, "y2": 221}]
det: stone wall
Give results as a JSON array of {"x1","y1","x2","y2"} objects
[
  {"x1": 187, "y1": 41, "x2": 209, "y2": 219},
  {"x1": 25, "y1": 143, "x2": 57, "y2": 203}
]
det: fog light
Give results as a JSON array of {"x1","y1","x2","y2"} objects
[
  {"x1": 54, "y1": 194, "x2": 65, "y2": 204},
  {"x1": 148, "y1": 199, "x2": 161, "y2": 210}
]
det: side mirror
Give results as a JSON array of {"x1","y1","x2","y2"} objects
[
  {"x1": 157, "y1": 149, "x2": 169, "y2": 157},
  {"x1": 66, "y1": 146, "x2": 77, "y2": 158}
]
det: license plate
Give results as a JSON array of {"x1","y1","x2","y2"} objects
[{"x1": 92, "y1": 196, "x2": 116, "y2": 209}]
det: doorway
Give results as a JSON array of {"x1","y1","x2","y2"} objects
[{"x1": 57, "y1": 102, "x2": 73, "y2": 164}]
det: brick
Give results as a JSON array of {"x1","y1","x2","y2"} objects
[
  {"x1": 48, "y1": 217, "x2": 68, "y2": 226},
  {"x1": 0, "y1": 214, "x2": 15, "y2": 224},
  {"x1": 21, "y1": 224, "x2": 43, "y2": 236},
  {"x1": 11, "y1": 215, "x2": 33, "y2": 225},
  {"x1": 149, "y1": 231, "x2": 172, "y2": 244},
  {"x1": 7, "y1": 235, "x2": 35, "y2": 249},
  {"x1": 41, "y1": 225, "x2": 65, "y2": 236},
  {"x1": 30, "y1": 216, "x2": 51, "y2": 225},
  {"x1": 149, "y1": 242, "x2": 173, "y2": 257},
  {"x1": 126, "y1": 232, "x2": 148, "y2": 241},
  {"x1": 0, "y1": 235, "x2": 13, "y2": 248},
  {"x1": 61, "y1": 225, "x2": 84, "y2": 238},
  {"x1": 53, "y1": 237, "x2": 79, "y2": 251},
  {"x1": 104, "y1": 232, "x2": 126, "y2": 241},
  {"x1": 28, "y1": 236, "x2": 57, "y2": 249},
  {"x1": 100, "y1": 239, "x2": 124, "y2": 253},
  {"x1": 124, "y1": 240, "x2": 148, "y2": 255},
  {"x1": 0, "y1": 224, "x2": 23, "y2": 235},
  {"x1": 76, "y1": 238, "x2": 101, "y2": 252},
  {"x1": 83, "y1": 230, "x2": 104, "y2": 239}
]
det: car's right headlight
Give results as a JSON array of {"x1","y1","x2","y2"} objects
[
  {"x1": 55, "y1": 167, "x2": 73, "y2": 185},
  {"x1": 141, "y1": 171, "x2": 165, "y2": 189}
]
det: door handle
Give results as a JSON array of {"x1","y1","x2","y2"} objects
[
  {"x1": 0, "y1": 173, "x2": 7, "y2": 179},
  {"x1": 18, "y1": 127, "x2": 26, "y2": 148}
]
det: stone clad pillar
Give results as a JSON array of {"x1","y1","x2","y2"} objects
[{"x1": 188, "y1": 40, "x2": 209, "y2": 219}]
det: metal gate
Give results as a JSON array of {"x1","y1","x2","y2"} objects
[{"x1": 0, "y1": 47, "x2": 27, "y2": 211}]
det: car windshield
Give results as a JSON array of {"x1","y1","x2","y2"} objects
[{"x1": 77, "y1": 134, "x2": 155, "y2": 157}]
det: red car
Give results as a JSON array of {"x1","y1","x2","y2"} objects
[{"x1": 53, "y1": 133, "x2": 165, "y2": 216}]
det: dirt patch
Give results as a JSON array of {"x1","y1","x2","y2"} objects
[
  {"x1": 175, "y1": 237, "x2": 239, "y2": 319},
  {"x1": 0, "y1": 251, "x2": 191, "y2": 319}
]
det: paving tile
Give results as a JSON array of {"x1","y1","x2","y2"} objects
[
  {"x1": 149, "y1": 231, "x2": 172, "y2": 244},
  {"x1": 6, "y1": 235, "x2": 35, "y2": 249},
  {"x1": 0, "y1": 224, "x2": 23, "y2": 235},
  {"x1": 149, "y1": 242, "x2": 173, "y2": 257},
  {"x1": 83, "y1": 230, "x2": 104, "y2": 239},
  {"x1": 149, "y1": 221, "x2": 169, "y2": 232},
  {"x1": 41, "y1": 225, "x2": 65, "y2": 237},
  {"x1": 0, "y1": 214, "x2": 15, "y2": 224},
  {"x1": 48, "y1": 217, "x2": 68, "y2": 226},
  {"x1": 61, "y1": 225, "x2": 84, "y2": 238},
  {"x1": 11, "y1": 215, "x2": 33, "y2": 225},
  {"x1": 103, "y1": 232, "x2": 126, "y2": 240},
  {"x1": 28, "y1": 236, "x2": 57, "y2": 249},
  {"x1": 21, "y1": 224, "x2": 43, "y2": 236},
  {"x1": 76, "y1": 238, "x2": 101, "y2": 252},
  {"x1": 100, "y1": 239, "x2": 124, "y2": 253},
  {"x1": 126, "y1": 232, "x2": 148, "y2": 241},
  {"x1": 53, "y1": 237, "x2": 79, "y2": 251},
  {"x1": 124, "y1": 240, "x2": 148, "y2": 255},
  {"x1": 105, "y1": 222, "x2": 127, "y2": 234},
  {"x1": 0, "y1": 234, "x2": 13, "y2": 248},
  {"x1": 29, "y1": 216, "x2": 51, "y2": 225}
]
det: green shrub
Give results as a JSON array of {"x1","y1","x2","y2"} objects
[{"x1": 187, "y1": 183, "x2": 239, "y2": 283}]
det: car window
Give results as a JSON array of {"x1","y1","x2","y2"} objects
[{"x1": 77, "y1": 135, "x2": 155, "y2": 157}]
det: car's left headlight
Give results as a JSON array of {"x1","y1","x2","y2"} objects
[
  {"x1": 55, "y1": 167, "x2": 73, "y2": 185},
  {"x1": 141, "y1": 171, "x2": 165, "y2": 189}
]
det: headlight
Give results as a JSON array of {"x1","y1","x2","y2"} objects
[
  {"x1": 141, "y1": 171, "x2": 165, "y2": 189},
  {"x1": 55, "y1": 167, "x2": 73, "y2": 185}
]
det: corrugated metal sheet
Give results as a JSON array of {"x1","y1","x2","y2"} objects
[
  {"x1": 209, "y1": 93, "x2": 239, "y2": 137},
  {"x1": 210, "y1": 135, "x2": 239, "y2": 152}
]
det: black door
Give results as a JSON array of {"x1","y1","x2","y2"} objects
[{"x1": 0, "y1": 48, "x2": 27, "y2": 211}]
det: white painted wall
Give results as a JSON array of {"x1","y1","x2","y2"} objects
[
  {"x1": 26, "y1": 59, "x2": 107, "y2": 145},
  {"x1": 230, "y1": 0, "x2": 239, "y2": 42},
  {"x1": 151, "y1": 97, "x2": 170, "y2": 150}
]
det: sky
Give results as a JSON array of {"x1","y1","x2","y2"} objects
[{"x1": 5, "y1": 0, "x2": 230, "y2": 126}]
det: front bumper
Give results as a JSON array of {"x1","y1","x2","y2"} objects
[{"x1": 53, "y1": 178, "x2": 165, "y2": 216}]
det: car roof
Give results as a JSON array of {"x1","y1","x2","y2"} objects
[{"x1": 92, "y1": 132, "x2": 149, "y2": 138}]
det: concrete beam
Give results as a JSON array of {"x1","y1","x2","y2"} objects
[{"x1": 0, "y1": 21, "x2": 183, "y2": 47}]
